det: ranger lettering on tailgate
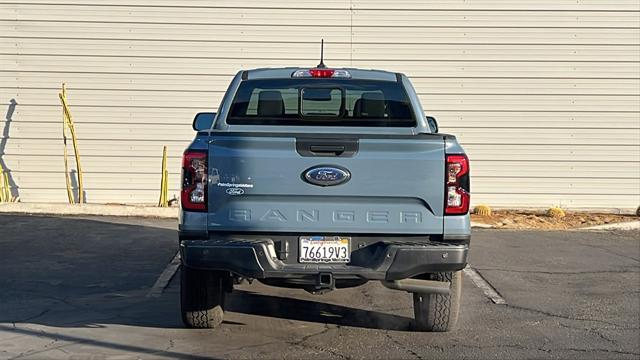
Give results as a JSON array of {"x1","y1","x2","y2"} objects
[{"x1": 227, "y1": 209, "x2": 423, "y2": 224}]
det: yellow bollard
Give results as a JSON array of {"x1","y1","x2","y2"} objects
[
  {"x1": 59, "y1": 83, "x2": 84, "y2": 204},
  {"x1": 158, "y1": 146, "x2": 169, "y2": 207}
]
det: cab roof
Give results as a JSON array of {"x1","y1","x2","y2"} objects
[{"x1": 243, "y1": 67, "x2": 400, "y2": 82}]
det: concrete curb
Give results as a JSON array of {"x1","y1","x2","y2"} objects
[
  {"x1": 578, "y1": 221, "x2": 640, "y2": 231},
  {"x1": 471, "y1": 222, "x2": 494, "y2": 229},
  {"x1": 0, "y1": 203, "x2": 179, "y2": 218}
]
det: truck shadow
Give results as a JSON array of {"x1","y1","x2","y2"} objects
[
  {"x1": 226, "y1": 289, "x2": 413, "y2": 331},
  {"x1": 0, "y1": 214, "x2": 412, "y2": 334}
]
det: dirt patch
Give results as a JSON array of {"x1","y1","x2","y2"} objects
[{"x1": 471, "y1": 210, "x2": 637, "y2": 230}]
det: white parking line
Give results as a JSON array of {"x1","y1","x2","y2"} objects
[
  {"x1": 463, "y1": 265, "x2": 507, "y2": 305},
  {"x1": 146, "y1": 251, "x2": 181, "y2": 298}
]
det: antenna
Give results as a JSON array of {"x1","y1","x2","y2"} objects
[{"x1": 317, "y1": 39, "x2": 326, "y2": 68}]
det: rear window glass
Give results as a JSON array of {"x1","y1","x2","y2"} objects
[{"x1": 227, "y1": 79, "x2": 415, "y2": 127}]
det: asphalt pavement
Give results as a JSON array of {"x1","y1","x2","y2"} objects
[{"x1": 0, "y1": 214, "x2": 638, "y2": 359}]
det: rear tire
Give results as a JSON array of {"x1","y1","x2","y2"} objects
[
  {"x1": 412, "y1": 271, "x2": 462, "y2": 332},
  {"x1": 180, "y1": 266, "x2": 226, "y2": 329}
]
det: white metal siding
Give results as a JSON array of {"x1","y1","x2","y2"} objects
[{"x1": 1, "y1": 1, "x2": 639, "y2": 210}]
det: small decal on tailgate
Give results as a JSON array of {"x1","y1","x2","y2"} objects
[{"x1": 217, "y1": 182, "x2": 254, "y2": 188}]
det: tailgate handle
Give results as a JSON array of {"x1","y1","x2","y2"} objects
[
  {"x1": 310, "y1": 145, "x2": 345, "y2": 156},
  {"x1": 296, "y1": 138, "x2": 358, "y2": 157}
]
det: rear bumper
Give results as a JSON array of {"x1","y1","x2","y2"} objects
[{"x1": 180, "y1": 236, "x2": 468, "y2": 281}]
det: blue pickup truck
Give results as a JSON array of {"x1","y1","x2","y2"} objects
[{"x1": 179, "y1": 66, "x2": 471, "y2": 332}]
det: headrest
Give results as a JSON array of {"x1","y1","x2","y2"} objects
[
  {"x1": 257, "y1": 91, "x2": 284, "y2": 117},
  {"x1": 387, "y1": 101, "x2": 412, "y2": 119},
  {"x1": 359, "y1": 92, "x2": 385, "y2": 118}
]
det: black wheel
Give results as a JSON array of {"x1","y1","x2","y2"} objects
[
  {"x1": 180, "y1": 266, "x2": 226, "y2": 328},
  {"x1": 412, "y1": 271, "x2": 462, "y2": 332}
]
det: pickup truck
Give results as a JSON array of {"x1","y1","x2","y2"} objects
[{"x1": 179, "y1": 66, "x2": 471, "y2": 332}]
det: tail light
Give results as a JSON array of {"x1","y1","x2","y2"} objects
[
  {"x1": 181, "y1": 150, "x2": 207, "y2": 211},
  {"x1": 445, "y1": 154, "x2": 470, "y2": 215}
]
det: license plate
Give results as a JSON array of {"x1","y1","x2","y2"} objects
[{"x1": 299, "y1": 236, "x2": 350, "y2": 263}]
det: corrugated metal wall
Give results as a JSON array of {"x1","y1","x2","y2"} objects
[{"x1": 1, "y1": 0, "x2": 639, "y2": 210}]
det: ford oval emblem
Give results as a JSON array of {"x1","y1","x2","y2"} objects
[
  {"x1": 226, "y1": 188, "x2": 245, "y2": 196},
  {"x1": 303, "y1": 166, "x2": 351, "y2": 187}
]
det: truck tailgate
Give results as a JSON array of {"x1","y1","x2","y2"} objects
[{"x1": 207, "y1": 134, "x2": 445, "y2": 234}]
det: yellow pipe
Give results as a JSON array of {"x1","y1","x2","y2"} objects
[
  {"x1": 62, "y1": 95, "x2": 84, "y2": 203},
  {"x1": 3, "y1": 170, "x2": 9, "y2": 201},
  {"x1": 164, "y1": 170, "x2": 168, "y2": 206},
  {"x1": 0, "y1": 161, "x2": 13, "y2": 202},
  {"x1": 59, "y1": 83, "x2": 84, "y2": 203},
  {"x1": 0, "y1": 169, "x2": 6, "y2": 202},
  {"x1": 61, "y1": 84, "x2": 75, "y2": 204},
  {"x1": 158, "y1": 146, "x2": 168, "y2": 207}
]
